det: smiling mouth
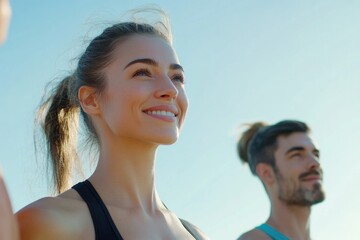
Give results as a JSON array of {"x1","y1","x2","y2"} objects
[
  {"x1": 145, "y1": 110, "x2": 177, "y2": 117},
  {"x1": 300, "y1": 174, "x2": 323, "y2": 182},
  {"x1": 299, "y1": 170, "x2": 322, "y2": 181},
  {"x1": 302, "y1": 176, "x2": 321, "y2": 181}
]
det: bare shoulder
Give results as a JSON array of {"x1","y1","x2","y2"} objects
[
  {"x1": 180, "y1": 218, "x2": 210, "y2": 240},
  {"x1": 237, "y1": 228, "x2": 272, "y2": 240},
  {"x1": 0, "y1": 172, "x2": 19, "y2": 240},
  {"x1": 16, "y1": 190, "x2": 91, "y2": 240}
]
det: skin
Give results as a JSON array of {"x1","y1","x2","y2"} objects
[
  {"x1": 16, "y1": 34, "x2": 207, "y2": 240},
  {"x1": 239, "y1": 132, "x2": 324, "y2": 240},
  {"x1": 0, "y1": 0, "x2": 11, "y2": 44},
  {"x1": 0, "y1": 1, "x2": 19, "y2": 239},
  {"x1": 0, "y1": 169, "x2": 19, "y2": 240}
]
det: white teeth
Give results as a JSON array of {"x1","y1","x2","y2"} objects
[{"x1": 147, "y1": 110, "x2": 175, "y2": 117}]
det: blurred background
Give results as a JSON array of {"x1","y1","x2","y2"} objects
[{"x1": 1, "y1": 0, "x2": 359, "y2": 239}]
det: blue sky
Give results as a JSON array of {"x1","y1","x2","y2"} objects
[{"x1": 1, "y1": 1, "x2": 359, "y2": 239}]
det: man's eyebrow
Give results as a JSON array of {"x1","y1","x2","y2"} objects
[
  {"x1": 285, "y1": 146, "x2": 305, "y2": 155},
  {"x1": 124, "y1": 58, "x2": 157, "y2": 69}
]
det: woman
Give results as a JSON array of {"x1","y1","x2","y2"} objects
[
  {"x1": 0, "y1": 168, "x2": 19, "y2": 240},
  {"x1": 16, "y1": 10, "x2": 208, "y2": 240},
  {"x1": 0, "y1": 0, "x2": 11, "y2": 43},
  {"x1": 0, "y1": 0, "x2": 19, "y2": 239}
]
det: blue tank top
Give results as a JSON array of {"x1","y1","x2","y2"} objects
[{"x1": 256, "y1": 223, "x2": 290, "y2": 240}]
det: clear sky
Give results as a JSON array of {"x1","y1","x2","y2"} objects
[{"x1": 1, "y1": 0, "x2": 359, "y2": 239}]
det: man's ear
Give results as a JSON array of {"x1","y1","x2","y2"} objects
[
  {"x1": 256, "y1": 163, "x2": 276, "y2": 186},
  {"x1": 78, "y1": 86, "x2": 101, "y2": 115}
]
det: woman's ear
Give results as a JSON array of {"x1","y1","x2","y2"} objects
[
  {"x1": 78, "y1": 86, "x2": 101, "y2": 115},
  {"x1": 256, "y1": 163, "x2": 276, "y2": 186}
]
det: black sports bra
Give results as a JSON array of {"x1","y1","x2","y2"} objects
[{"x1": 72, "y1": 180, "x2": 200, "y2": 240}]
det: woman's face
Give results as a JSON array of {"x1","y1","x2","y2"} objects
[
  {"x1": 0, "y1": 0, "x2": 11, "y2": 44},
  {"x1": 99, "y1": 34, "x2": 188, "y2": 145}
]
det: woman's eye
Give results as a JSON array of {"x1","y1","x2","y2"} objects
[
  {"x1": 172, "y1": 74, "x2": 185, "y2": 84},
  {"x1": 133, "y1": 69, "x2": 151, "y2": 78}
]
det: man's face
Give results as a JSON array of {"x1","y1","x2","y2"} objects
[{"x1": 273, "y1": 132, "x2": 325, "y2": 206}]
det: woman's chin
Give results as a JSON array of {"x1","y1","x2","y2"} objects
[{"x1": 154, "y1": 135, "x2": 179, "y2": 145}]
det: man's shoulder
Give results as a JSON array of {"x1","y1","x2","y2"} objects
[{"x1": 237, "y1": 228, "x2": 272, "y2": 240}]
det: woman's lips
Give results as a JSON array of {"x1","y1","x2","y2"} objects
[
  {"x1": 142, "y1": 105, "x2": 179, "y2": 123},
  {"x1": 144, "y1": 110, "x2": 177, "y2": 122}
]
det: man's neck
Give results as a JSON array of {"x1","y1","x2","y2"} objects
[{"x1": 267, "y1": 201, "x2": 312, "y2": 240}]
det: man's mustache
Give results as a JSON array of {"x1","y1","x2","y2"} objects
[{"x1": 299, "y1": 169, "x2": 323, "y2": 180}]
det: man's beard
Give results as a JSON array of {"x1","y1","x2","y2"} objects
[{"x1": 275, "y1": 168, "x2": 325, "y2": 206}]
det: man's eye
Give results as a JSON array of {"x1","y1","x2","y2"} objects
[{"x1": 290, "y1": 153, "x2": 301, "y2": 158}]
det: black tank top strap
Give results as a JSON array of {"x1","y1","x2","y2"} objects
[
  {"x1": 162, "y1": 203, "x2": 202, "y2": 240},
  {"x1": 73, "y1": 180, "x2": 203, "y2": 240},
  {"x1": 72, "y1": 180, "x2": 124, "y2": 240},
  {"x1": 180, "y1": 219, "x2": 203, "y2": 240}
]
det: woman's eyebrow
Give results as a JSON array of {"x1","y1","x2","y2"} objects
[
  {"x1": 170, "y1": 63, "x2": 184, "y2": 72},
  {"x1": 124, "y1": 58, "x2": 157, "y2": 69},
  {"x1": 124, "y1": 58, "x2": 184, "y2": 72}
]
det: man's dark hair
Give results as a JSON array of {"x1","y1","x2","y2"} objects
[{"x1": 237, "y1": 120, "x2": 310, "y2": 175}]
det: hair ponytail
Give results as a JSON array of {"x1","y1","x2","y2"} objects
[
  {"x1": 37, "y1": 75, "x2": 80, "y2": 194},
  {"x1": 237, "y1": 122, "x2": 266, "y2": 164},
  {"x1": 35, "y1": 8, "x2": 173, "y2": 194},
  {"x1": 237, "y1": 120, "x2": 310, "y2": 175}
]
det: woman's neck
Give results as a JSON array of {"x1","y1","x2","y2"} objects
[{"x1": 89, "y1": 137, "x2": 163, "y2": 214}]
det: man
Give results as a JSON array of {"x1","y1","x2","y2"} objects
[{"x1": 237, "y1": 120, "x2": 325, "y2": 240}]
